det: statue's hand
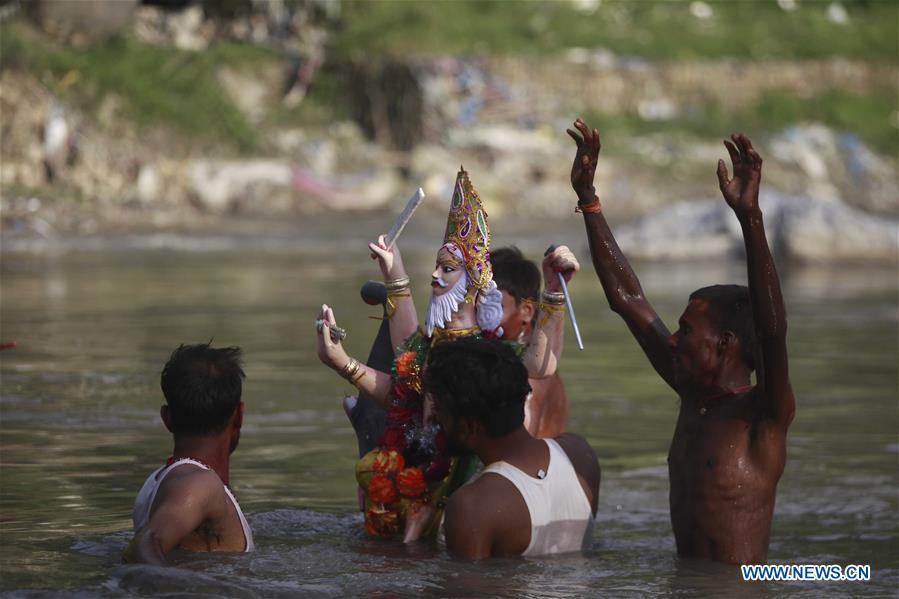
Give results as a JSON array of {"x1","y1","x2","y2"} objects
[
  {"x1": 566, "y1": 117, "x2": 601, "y2": 204},
  {"x1": 369, "y1": 234, "x2": 408, "y2": 280},
  {"x1": 403, "y1": 502, "x2": 435, "y2": 544},
  {"x1": 316, "y1": 304, "x2": 349, "y2": 371},
  {"x1": 542, "y1": 245, "x2": 580, "y2": 293},
  {"x1": 717, "y1": 133, "x2": 762, "y2": 217}
]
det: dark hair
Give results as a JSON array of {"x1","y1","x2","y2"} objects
[
  {"x1": 689, "y1": 285, "x2": 757, "y2": 371},
  {"x1": 491, "y1": 247, "x2": 541, "y2": 322},
  {"x1": 423, "y1": 337, "x2": 531, "y2": 438},
  {"x1": 160, "y1": 343, "x2": 245, "y2": 435}
]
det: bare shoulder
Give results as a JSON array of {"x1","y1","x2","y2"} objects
[
  {"x1": 447, "y1": 473, "x2": 505, "y2": 515},
  {"x1": 445, "y1": 479, "x2": 481, "y2": 516},
  {"x1": 445, "y1": 472, "x2": 526, "y2": 531},
  {"x1": 553, "y1": 433, "x2": 601, "y2": 512},
  {"x1": 153, "y1": 465, "x2": 226, "y2": 513},
  {"x1": 444, "y1": 477, "x2": 501, "y2": 559},
  {"x1": 554, "y1": 433, "x2": 599, "y2": 470}
]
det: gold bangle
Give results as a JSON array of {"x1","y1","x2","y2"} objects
[
  {"x1": 340, "y1": 357, "x2": 361, "y2": 381},
  {"x1": 541, "y1": 290, "x2": 566, "y2": 305},
  {"x1": 537, "y1": 301, "x2": 566, "y2": 328},
  {"x1": 385, "y1": 276, "x2": 411, "y2": 291},
  {"x1": 385, "y1": 289, "x2": 411, "y2": 319},
  {"x1": 350, "y1": 369, "x2": 365, "y2": 389}
]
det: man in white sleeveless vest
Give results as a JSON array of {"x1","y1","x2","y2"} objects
[
  {"x1": 423, "y1": 337, "x2": 600, "y2": 559},
  {"x1": 125, "y1": 343, "x2": 254, "y2": 565}
]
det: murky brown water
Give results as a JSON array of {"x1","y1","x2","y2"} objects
[{"x1": 1, "y1": 232, "x2": 896, "y2": 596}]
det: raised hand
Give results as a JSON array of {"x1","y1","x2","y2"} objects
[
  {"x1": 316, "y1": 304, "x2": 349, "y2": 371},
  {"x1": 566, "y1": 118, "x2": 601, "y2": 204},
  {"x1": 542, "y1": 245, "x2": 580, "y2": 293},
  {"x1": 717, "y1": 133, "x2": 763, "y2": 216},
  {"x1": 368, "y1": 234, "x2": 407, "y2": 281}
]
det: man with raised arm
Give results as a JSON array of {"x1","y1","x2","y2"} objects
[
  {"x1": 492, "y1": 246, "x2": 570, "y2": 438},
  {"x1": 315, "y1": 168, "x2": 578, "y2": 541},
  {"x1": 567, "y1": 118, "x2": 794, "y2": 565},
  {"x1": 424, "y1": 337, "x2": 599, "y2": 560},
  {"x1": 125, "y1": 343, "x2": 254, "y2": 565}
]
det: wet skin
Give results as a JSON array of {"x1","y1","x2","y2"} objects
[
  {"x1": 148, "y1": 465, "x2": 248, "y2": 553},
  {"x1": 498, "y1": 288, "x2": 569, "y2": 439},
  {"x1": 667, "y1": 386, "x2": 784, "y2": 563},
  {"x1": 125, "y1": 403, "x2": 249, "y2": 565},
  {"x1": 569, "y1": 120, "x2": 794, "y2": 564}
]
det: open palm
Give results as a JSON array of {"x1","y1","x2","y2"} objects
[
  {"x1": 566, "y1": 118, "x2": 601, "y2": 203},
  {"x1": 717, "y1": 133, "x2": 762, "y2": 215}
]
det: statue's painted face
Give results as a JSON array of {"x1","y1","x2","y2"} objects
[{"x1": 431, "y1": 247, "x2": 465, "y2": 298}]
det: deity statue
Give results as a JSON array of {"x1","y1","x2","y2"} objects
[{"x1": 316, "y1": 168, "x2": 575, "y2": 541}]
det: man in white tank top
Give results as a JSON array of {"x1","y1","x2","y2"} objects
[
  {"x1": 125, "y1": 343, "x2": 254, "y2": 565},
  {"x1": 423, "y1": 337, "x2": 600, "y2": 559}
]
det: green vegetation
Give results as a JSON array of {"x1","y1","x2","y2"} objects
[
  {"x1": 334, "y1": 0, "x2": 897, "y2": 62},
  {"x1": 1, "y1": 1, "x2": 895, "y2": 154},
  {"x1": 0, "y1": 21, "x2": 274, "y2": 151}
]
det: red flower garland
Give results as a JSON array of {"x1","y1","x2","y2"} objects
[{"x1": 396, "y1": 467, "x2": 427, "y2": 498}]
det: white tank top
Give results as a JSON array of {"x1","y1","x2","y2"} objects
[
  {"x1": 480, "y1": 438, "x2": 593, "y2": 556},
  {"x1": 132, "y1": 458, "x2": 254, "y2": 552}
]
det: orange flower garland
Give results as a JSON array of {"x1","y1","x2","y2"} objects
[
  {"x1": 395, "y1": 351, "x2": 417, "y2": 378},
  {"x1": 364, "y1": 505, "x2": 400, "y2": 537},
  {"x1": 372, "y1": 449, "x2": 404, "y2": 475},
  {"x1": 367, "y1": 474, "x2": 398, "y2": 504},
  {"x1": 394, "y1": 350, "x2": 422, "y2": 393},
  {"x1": 397, "y1": 467, "x2": 427, "y2": 498}
]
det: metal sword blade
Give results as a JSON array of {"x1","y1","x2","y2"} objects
[
  {"x1": 384, "y1": 188, "x2": 426, "y2": 249},
  {"x1": 545, "y1": 244, "x2": 584, "y2": 351},
  {"x1": 558, "y1": 274, "x2": 584, "y2": 351}
]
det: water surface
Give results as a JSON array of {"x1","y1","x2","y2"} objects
[{"x1": 1, "y1": 239, "x2": 896, "y2": 597}]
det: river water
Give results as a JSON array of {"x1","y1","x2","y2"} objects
[{"x1": 1, "y1": 230, "x2": 897, "y2": 597}]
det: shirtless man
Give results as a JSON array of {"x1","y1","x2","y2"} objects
[
  {"x1": 567, "y1": 118, "x2": 794, "y2": 565},
  {"x1": 125, "y1": 343, "x2": 254, "y2": 565},
  {"x1": 423, "y1": 337, "x2": 599, "y2": 559},
  {"x1": 492, "y1": 246, "x2": 570, "y2": 438}
]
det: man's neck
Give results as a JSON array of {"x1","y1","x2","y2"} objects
[
  {"x1": 476, "y1": 427, "x2": 541, "y2": 467},
  {"x1": 171, "y1": 435, "x2": 232, "y2": 486},
  {"x1": 683, "y1": 370, "x2": 753, "y2": 404}
]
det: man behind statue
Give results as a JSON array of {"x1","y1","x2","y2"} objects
[{"x1": 492, "y1": 246, "x2": 570, "y2": 438}]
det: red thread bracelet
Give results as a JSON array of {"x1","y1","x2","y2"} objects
[{"x1": 575, "y1": 195, "x2": 602, "y2": 214}]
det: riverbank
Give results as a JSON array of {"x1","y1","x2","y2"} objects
[{"x1": 1, "y1": 4, "x2": 896, "y2": 264}]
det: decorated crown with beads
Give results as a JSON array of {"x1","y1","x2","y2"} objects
[{"x1": 442, "y1": 167, "x2": 492, "y2": 303}]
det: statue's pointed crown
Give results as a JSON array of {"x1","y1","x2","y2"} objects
[{"x1": 443, "y1": 167, "x2": 492, "y2": 303}]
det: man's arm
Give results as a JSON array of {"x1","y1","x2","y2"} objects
[
  {"x1": 717, "y1": 134, "x2": 795, "y2": 431},
  {"x1": 522, "y1": 246, "x2": 579, "y2": 379},
  {"x1": 443, "y1": 486, "x2": 494, "y2": 560},
  {"x1": 123, "y1": 471, "x2": 222, "y2": 566},
  {"x1": 568, "y1": 119, "x2": 677, "y2": 390}
]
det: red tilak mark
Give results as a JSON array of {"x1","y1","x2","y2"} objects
[{"x1": 0, "y1": 342, "x2": 17, "y2": 350}]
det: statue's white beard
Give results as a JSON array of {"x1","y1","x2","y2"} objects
[{"x1": 425, "y1": 270, "x2": 468, "y2": 337}]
